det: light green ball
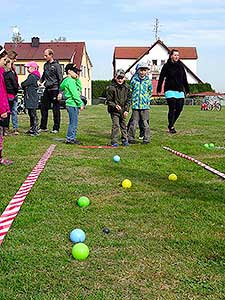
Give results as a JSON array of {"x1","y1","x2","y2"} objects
[
  {"x1": 72, "y1": 243, "x2": 89, "y2": 260},
  {"x1": 209, "y1": 143, "x2": 215, "y2": 149},
  {"x1": 204, "y1": 143, "x2": 209, "y2": 149},
  {"x1": 77, "y1": 196, "x2": 90, "y2": 207}
]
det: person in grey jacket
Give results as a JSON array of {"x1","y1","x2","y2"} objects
[
  {"x1": 21, "y1": 61, "x2": 41, "y2": 136},
  {"x1": 39, "y1": 48, "x2": 63, "y2": 133}
]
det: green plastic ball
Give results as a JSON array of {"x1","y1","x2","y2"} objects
[
  {"x1": 204, "y1": 143, "x2": 209, "y2": 149},
  {"x1": 77, "y1": 196, "x2": 90, "y2": 207},
  {"x1": 209, "y1": 143, "x2": 215, "y2": 149},
  {"x1": 72, "y1": 243, "x2": 89, "y2": 260}
]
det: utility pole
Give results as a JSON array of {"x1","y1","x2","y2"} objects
[{"x1": 153, "y1": 18, "x2": 160, "y2": 41}]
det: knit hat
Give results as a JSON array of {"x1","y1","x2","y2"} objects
[{"x1": 115, "y1": 69, "x2": 125, "y2": 77}]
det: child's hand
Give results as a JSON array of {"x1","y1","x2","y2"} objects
[
  {"x1": 80, "y1": 106, "x2": 84, "y2": 111},
  {"x1": 115, "y1": 104, "x2": 121, "y2": 111},
  {"x1": 123, "y1": 111, "x2": 128, "y2": 118},
  {"x1": 0, "y1": 112, "x2": 7, "y2": 119}
]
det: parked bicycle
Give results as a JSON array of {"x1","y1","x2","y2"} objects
[{"x1": 201, "y1": 96, "x2": 222, "y2": 111}]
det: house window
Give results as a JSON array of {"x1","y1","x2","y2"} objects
[
  {"x1": 60, "y1": 64, "x2": 64, "y2": 74},
  {"x1": 15, "y1": 64, "x2": 25, "y2": 75},
  {"x1": 152, "y1": 76, "x2": 157, "y2": 80},
  {"x1": 161, "y1": 60, "x2": 165, "y2": 65},
  {"x1": 88, "y1": 88, "x2": 90, "y2": 99},
  {"x1": 152, "y1": 60, "x2": 157, "y2": 65},
  {"x1": 84, "y1": 88, "x2": 87, "y2": 97},
  {"x1": 80, "y1": 65, "x2": 83, "y2": 77},
  {"x1": 83, "y1": 66, "x2": 86, "y2": 78}
]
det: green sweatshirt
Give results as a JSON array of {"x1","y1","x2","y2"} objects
[{"x1": 60, "y1": 76, "x2": 83, "y2": 107}]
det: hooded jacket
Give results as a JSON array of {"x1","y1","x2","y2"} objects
[
  {"x1": 157, "y1": 59, "x2": 189, "y2": 94},
  {"x1": 0, "y1": 67, "x2": 10, "y2": 116},
  {"x1": 60, "y1": 77, "x2": 83, "y2": 108},
  {"x1": 130, "y1": 73, "x2": 152, "y2": 110},
  {"x1": 41, "y1": 60, "x2": 63, "y2": 90},
  {"x1": 21, "y1": 70, "x2": 41, "y2": 109},
  {"x1": 106, "y1": 79, "x2": 131, "y2": 114}
]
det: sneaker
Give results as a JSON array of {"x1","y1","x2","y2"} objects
[
  {"x1": 111, "y1": 143, "x2": 119, "y2": 147},
  {"x1": 128, "y1": 140, "x2": 137, "y2": 144},
  {"x1": 25, "y1": 130, "x2": 34, "y2": 135},
  {"x1": 3, "y1": 128, "x2": 10, "y2": 136},
  {"x1": 122, "y1": 141, "x2": 129, "y2": 146},
  {"x1": 30, "y1": 133, "x2": 39, "y2": 137},
  {"x1": 65, "y1": 139, "x2": 80, "y2": 145},
  {"x1": 50, "y1": 130, "x2": 59, "y2": 134},
  {"x1": 0, "y1": 158, "x2": 13, "y2": 166},
  {"x1": 168, "y1": 127, "x2": 177, "y2": 134},
  {"x1": 38, "y1": 128, "x2": 48, "y2": 133},
  {"x1": 13, "y1": 129, "x2": 19, "y2": 135}
]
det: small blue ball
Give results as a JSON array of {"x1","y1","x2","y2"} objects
[
  {"x1": 70, "y1": 228, "x2": 86, "y2": 243},
  {"x1": 113, "y1": 155, "x2": 120, "y2": 163}
]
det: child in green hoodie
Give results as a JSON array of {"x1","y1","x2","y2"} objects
[{"x1": 60, "y1": 64, "x2": 84, "y2": 144}]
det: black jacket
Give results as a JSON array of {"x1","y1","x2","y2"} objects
[
  {"x1": 106, "y1": 80, "x2": 131, "y2": 114},
  {"x1": 41, "y1": 60, "x2": 63, "y2": 90},
  {"x1": 21, "y1": 73, "x2": 40, "y2": 109},
  {"x1": 3, "y1": 70, "x2": 19, "y2": 96},
  {"x1": 157, "y1": 59, "x2": 189, "y2": 94}
]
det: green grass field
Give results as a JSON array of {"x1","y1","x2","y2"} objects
[{"x1": 0, "y1": 105, "x2": 225, "y2": 300}]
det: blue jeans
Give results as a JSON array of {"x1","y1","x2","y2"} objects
[
  {"x1": 11, "y1": 96, "x2": 18, "y2": 129},
  {"x1": 7, "y1": 96, "x2": 18, "y2": 129},
  {"x1": 66, "y1": 106, "x2": 79, "y2": 141}
]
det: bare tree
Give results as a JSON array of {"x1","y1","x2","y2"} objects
[
  {"x1": 12, "y1": 26, "x2": 24, "y2": 45},
  {"x1": 51, "y1": 36, "x2": 67, "y2": 42}
]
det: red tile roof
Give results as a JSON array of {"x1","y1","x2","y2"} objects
[
  {"x1": 114, "y1": 47, "x2": 149, "y2": 59},
  {"x1": 114, "y1": 41, "x2": 197, "y2": 60},
  {"x1": 4, "y1": 41, "x2": 85, "y2": 68}
]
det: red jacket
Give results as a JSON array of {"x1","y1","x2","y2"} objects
[{"x1": 0, "y1": 67, "x2": 10, "y2": 115}]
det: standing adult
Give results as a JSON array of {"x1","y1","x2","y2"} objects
[
  {"x1": 39, "y1": 48, "x2": 63, "y2": 133},
  {"x1": 157, "y1": 49, "x2": 189, "y2": 134}
]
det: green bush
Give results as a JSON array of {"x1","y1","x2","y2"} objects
[
  {"x1": 92, "y1": 80, "x2": 111, "y2": 99},
  {"x1": 189, "y1": 82, "x2": 214, "y2": 94}
]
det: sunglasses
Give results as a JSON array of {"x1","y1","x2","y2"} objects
[{"x1": 117, "y1": 76, "x2": 125, "y2": 80}]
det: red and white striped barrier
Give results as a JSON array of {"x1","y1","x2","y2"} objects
[
  {"x1": 163, "y1": 146, "x2": 225, "y2": 180},
  {"x1": 0, "y1": 144, "x2": 56, "y2": 246}
]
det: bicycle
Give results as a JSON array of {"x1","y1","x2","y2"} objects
[{"x1": 205, "y1": 96, "x2": 222, "y2": 111}]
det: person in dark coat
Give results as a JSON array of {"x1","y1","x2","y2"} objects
[
  {"x1": 106, "y1": 69, "x2": 131, "y2": 147},
  {"x1": 21, "y1": 61, "x2": 41, "y2": 136},
  {"x1": 157, "y1": 49, "x2": 189, "y2": 134}
]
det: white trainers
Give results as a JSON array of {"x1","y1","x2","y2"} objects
[{"x1": 50, "y1": 130, "x2": 59, "y2": 134}]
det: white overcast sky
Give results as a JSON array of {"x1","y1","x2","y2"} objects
[{"x1": 1, "y1": 0, "x2": 225, "y2": 91}]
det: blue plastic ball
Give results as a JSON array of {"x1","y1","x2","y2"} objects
[
  {"x1": 113, "y1": 155, "x2": 120, "y2": 163},
  {"x1": 70, "y1": 228, "x2": 86, "y2": 243}
]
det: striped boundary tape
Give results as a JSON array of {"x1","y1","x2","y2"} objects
[
  {"x1": 0, "y1": 144, "x2": 56, "y2": 246},
  {"x1": 163, "y1": 146, "x2": 225, "y2": 179}
]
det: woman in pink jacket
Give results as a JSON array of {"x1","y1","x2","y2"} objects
[{"x1": 0, "y1": 45, "x2": 13, "y2": 165}]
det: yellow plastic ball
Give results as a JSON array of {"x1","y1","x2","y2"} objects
[
  {"x1": 168, "y1": 173, "x2": 177, "y2": 181},
  {"x1": 122, "y1": 179, "x2": 132, "y2": 189}
]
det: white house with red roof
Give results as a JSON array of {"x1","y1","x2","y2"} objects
[
  {"x1": 113, "y1": 40, "x2": 203, "y2": 96},
  {"x1": 5, "y1": 37, "x2": 93, "y2": 105}
]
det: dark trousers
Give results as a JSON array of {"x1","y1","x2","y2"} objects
[
  {"x1": 167, "y1": 98, "x2": 184, "y2": 129},
  {"x1": 40, "y1": 89, "x2": 60, "y2": 131},
  {"x1": 110, "y1": 113, "x2": 128, "y2": 144},
  {"x1": 28, "y1": 108, "x2": 38, "y2": 134}
]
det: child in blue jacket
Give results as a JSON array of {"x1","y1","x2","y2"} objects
[{"x1": 128, "y1": 62, "x2": 152, "y2": 144}]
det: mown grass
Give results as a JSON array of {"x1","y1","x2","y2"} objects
[{"x1": 0, "y1": 105, "x2": 225, "y2": 300}]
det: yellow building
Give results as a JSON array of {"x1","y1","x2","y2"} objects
[{"x1": 5, "y1": 37, "x2": 93, "y2": 105}]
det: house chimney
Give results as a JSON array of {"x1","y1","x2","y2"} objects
[{"x1": 31, "y1": 37, "x2": 40, "y2": 47}]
